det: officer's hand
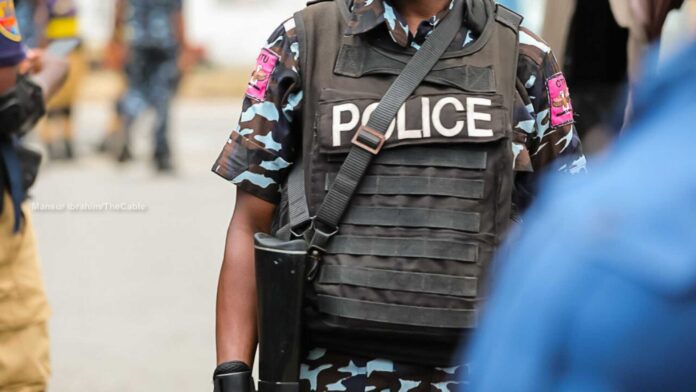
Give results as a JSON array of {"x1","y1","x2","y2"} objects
[
  {"x1": 19, "y1": 49, "x2": 44, "y2": 76},
  {"x1": 213, "y1": 361, "x2": 255, "y2": 392},
  {"x1": 103, "y1": 40, "x2": 127, "y2": 71},
  {"x1": 178, "y1": 45, "x2": 206, "y2": 74}
]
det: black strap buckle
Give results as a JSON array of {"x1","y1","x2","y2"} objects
[
  {"x1": 289, "y1": 219, "x2": 313, "y2": 241},
  {"x1": 351, "y1": 125, "x2": 386, "y2": 155},
  {"x1": 308, "y1": 219, "x2": 339, "y2": 253},
  {"x1": 305, "y1": 219, "x2": 339, "y2": 281}
]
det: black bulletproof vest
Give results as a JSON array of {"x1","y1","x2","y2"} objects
[{"x1": 283, "y1": 0, "x2": 521, "y2": 365}]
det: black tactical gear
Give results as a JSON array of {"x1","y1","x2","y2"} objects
[{"x1": 273, "y1": 0, "x2": 522, "y2": 365}]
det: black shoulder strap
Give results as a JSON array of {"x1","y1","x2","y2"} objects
[
  {"x1": 289, "y1": 0, "x2": 465, "y2": 257},
  {"x1": 286, "y1": 153, "x2": 311, "y2": 237}
]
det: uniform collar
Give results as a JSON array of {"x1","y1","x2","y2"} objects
[{"x1": 346, "y1": 0, "x2": 456, "y2": 48}]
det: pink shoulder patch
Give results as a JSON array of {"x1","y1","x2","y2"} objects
[
  {"x1": 547, "y1": 73, "x2": 574, "y2": 127},
  {"x1": 245, "y1": 49, "x2": 279, "y2": 101}
]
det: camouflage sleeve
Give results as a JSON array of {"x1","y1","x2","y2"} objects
[
  {"x1": 517, "y1": 28, "x2": 587, "y2": 176},
  {"x1": 212, "y1": 18, "x2": 302, "y2": 204}
]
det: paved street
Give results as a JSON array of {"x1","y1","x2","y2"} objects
[{"x1": 30, "y1": 99, "x2": 241, "y2": 391}]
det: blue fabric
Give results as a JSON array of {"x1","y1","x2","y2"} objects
[
  {"x1": 126, "y1": 0, "x2": 182, "y2": 50},
  {"x1": 14, "y1": 0, "x2": 38, "y2": 48},
  {"x1": 117, "y1": 48, "x2": 180, "y2": 157},
  {"x1": 496, "y1": 0, "x2": 520, "y2": 12},
  {"x1": 465, "y1": 40, "x2": 696, "y2": 391},
  {"x1": 1, "y1": 0, "x2": 25, "y2": 231}
]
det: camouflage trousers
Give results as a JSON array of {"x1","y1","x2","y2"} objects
[
  {"x1": 118, "y1": 47, "x2": 180, "y2": 158},
  {"x1": 299, "y1": 348, "x2": 467, "y2": 392}
]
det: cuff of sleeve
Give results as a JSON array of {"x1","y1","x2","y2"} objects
[{"x1": 211, "y1": 132, "x2": 282, "y2": 205}]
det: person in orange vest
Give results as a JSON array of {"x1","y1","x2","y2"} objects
[{"x1": 0, "y1": 0, "x2": 69, "y2": 389}]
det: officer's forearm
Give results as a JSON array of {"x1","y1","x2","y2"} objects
[
  {"x1": 216, "y1": 226, "x2": 258, "y2": 366},
  {"x1": 112, "y1": 0, "x2": 126, "y2": 42},
  {"x1": 216, "y1": 191, "x2": 275, "y2": 366}
]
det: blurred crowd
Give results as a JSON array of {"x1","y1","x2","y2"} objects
[
  {"x1": 1, "y1": 0, "x2": 204, "y2": 390},
  {"x1": 505, "y1": 0, "x2": 689, "y2": 152},
  {"x1": 0, "y1": 0, "x2": 695, "y2": 391},
  {"x1": 14, "y1": 0, "x2": 204, "y2": 172}
]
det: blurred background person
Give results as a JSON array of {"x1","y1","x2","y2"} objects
[
  {"x1": 610, "y1": 0, "x2": 686, "y2": 126},
  {"x1": 13, "y1": 0, "x2": 39, "y2": 48},
  {"x1": 38, "y1": 0, "x2": 85, "y2": 161},
  {"x1": 0, "y1": 0, "x2": 69, "y2": 389},
  {"x1": 113, "y1": 0, "x2": 202, "y2": 173},
  {"x1": 97, "y1": 0, "x2": 127, "y2": 155},
  {"x1": 465, "y1": 1, "x2": 696, "y2": 389},
  {"x1": 15, "y1": 0, "x2": 85, "y2": 161},
  {"x1": 562, "y1": 0, "x2": 630, "y2": 147},
  {"x1": 540, "y1": 0, "x2": 688, "y2": 154},
  {"x1": 3, "y1": 0, "x2": 315, "y2": 390}
]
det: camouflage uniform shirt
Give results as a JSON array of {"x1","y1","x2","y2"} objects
[
  {"x1": 213, "y1": 0, "x2": 586, "y2": 210},
  {"x1": 126, "y1": 0, "x2": 182, "y2": 50}
]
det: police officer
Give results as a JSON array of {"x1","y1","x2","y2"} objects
[
  {"x1": 0, "y1": 0, "x2": 67, "y2": 389},
  {"x1": 113, "y1": 0, "x2": 186, "y2": 172},
  {"x1": 212, "y1": 0, "x2": 586, "y2": 390}
]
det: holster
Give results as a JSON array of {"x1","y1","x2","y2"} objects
[
  {"x1": 17, "y1": 144, "x2": 42, "y2": 194},
  {"x1": 254, "y1": 233, "x2": 308, "y2": 392}
]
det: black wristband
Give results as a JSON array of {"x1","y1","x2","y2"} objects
[
  {"x1": 213, "y1": 362, "x2": 254, "y2": 392},
  {"x1": 213, "y1": 361, "x2": 251, "y2": 378}
]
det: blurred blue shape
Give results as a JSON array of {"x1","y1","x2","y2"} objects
[
  {"x1": 497, "y1": 0, "x2": 520, "y2": 11},
  {"x1": 465, "y1": 40, "x2": 696, "y2": 391},
  {"x1": 15, "y1": 0, "x2": 39, "y2": 48}
]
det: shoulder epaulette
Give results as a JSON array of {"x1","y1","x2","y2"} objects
[
  {"x1": 495, "y1": 4, "x2": 524, "y2": 33},
  {"x1": 305, "y1": 0, "x2": 350, "y2": 23}
]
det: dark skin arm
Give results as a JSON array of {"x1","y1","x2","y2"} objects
[
  {"x1": 171, "y1": 9, "x2": 187, "y2": 48},
  {"x1": 216, "y1": 190, "x2": 276, "y2": 366},
  {"x1": 171, "y1": 7, "x2": 204, "y2": 73},
  {"x1": 112, "y1": 0, "x2": 126, "y2": 41},
  {"x1": 103, "y1": 0, "x2": 128, "y2": 71}
]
